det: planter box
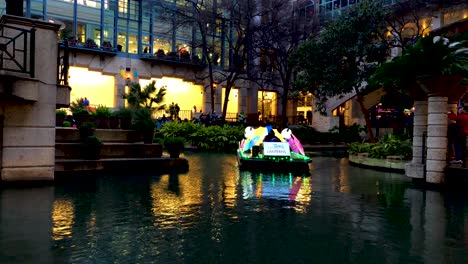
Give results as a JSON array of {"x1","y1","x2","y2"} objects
[{"x1": 349, "y1": 154, "x2": 407, "y2": 173}]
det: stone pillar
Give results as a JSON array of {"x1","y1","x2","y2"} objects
[
  {"x1": 115, "y1": 76, "x2": 126, "y2": 109},
  {"x1": 426, "y1": 96, "x2": 448, "y2": 184},
  {"x1": 405, "y1": 100, "x2": 428, "y2": 179},
  {"x1": 0, "y1": 16, "x2": 61, "y2": 181},
  {"x1": 239, "y1": 87, "x2": 248, "y2": 113}
]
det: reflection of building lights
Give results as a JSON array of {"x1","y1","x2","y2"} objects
[{"x1": 51, "y1": 199, "x2": 75, "y2": 241}]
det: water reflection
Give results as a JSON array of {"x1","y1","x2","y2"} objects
[
  {"x1": 239, "y1": 171, "x2": 312, "y2": 211},
  {"x1": 51, "y1": 199, "x2": 75, "y2": 240},
  {"x1": 0, "y1": 155, "x2": 466, "y2": 263}
]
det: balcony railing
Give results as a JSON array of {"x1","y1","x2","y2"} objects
[
  {"x1": 57, "y1": 41, "x2": 70, "y2": 86},
  {"x1": 58, "y1": 39, "x2": 117, "y2": 56},
  {"x1": 0, "y1": 23, "x2": 35, "y2": 78},
  {"x1": 140, "y1": 53, "x2": 206, "y2": 68}
]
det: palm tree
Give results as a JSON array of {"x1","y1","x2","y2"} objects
[
  {"x1": 370, "y1": 32, "x2": 468, "y2": 96},
  {"x1": 370, "y1": 32, "x2": 468, "y2": 184},
  {"x1": 122, "y1": 80, "x2": 167, "y2": 111}
]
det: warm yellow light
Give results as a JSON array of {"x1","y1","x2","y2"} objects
[
  {"x1": 222, "y1": 87, "x2": 239, "y2": 114},
  {"x1": 139, "y1": 77, "x2": 203, "y2": 117},
  {"x1": 51, "y1": 199, "x2": 75, "y2": 241},
  {"x1": 68, "y1": 67, "x2": 115, "y2": 108}
]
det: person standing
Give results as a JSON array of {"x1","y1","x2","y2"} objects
[
  {"x1": 83, "y1": 97, "x2": 90, "y2": 110},
  {"x1": 452, "y1": 106, "x2": 468, "y2": 164},
  {"x1": 175, "y1": 103, "x2": 180, "y2": 119},
  {"x1": 306, "y1": 110, "x2": 312, "y2": 125}
]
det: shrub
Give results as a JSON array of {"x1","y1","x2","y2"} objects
[
  {"x1": 82, "y1": 135, "x2": 102, "y2": 160},
  {"x1": 347, "y1": 133, "x2": 412, "y2": 160},
  {"x1": 158, "y1": 121, "x2": 201, "y2": 143},
  {"x1": 79, "y1": 121, "x2": 96, "y2": 139},
  {"x1": 157, "y1": 122, "x2": 244, "y2": 152},
  {"x1": 163, "y1": 137, "x2": 185, "y2": 149},
  {"x1": 94, "y1": 105, "x2": 111, "y2": 118},
  {"x1": 191, "y1": 124, "x2": 244, "y2": 152},
  {"x1": 56, "y1": 109, "x2": 67, "y2": 117},
  {"x1": 132, "y1": 108, "x2": 156, "y2": 133},
  {"x1": 62, "y1": 121, "x2": 72, "y2": 127}
]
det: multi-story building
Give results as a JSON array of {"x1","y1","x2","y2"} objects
[
  {"x1": 0, "y1": 0, "x2": 466, "y2": 128},
  {"x1": 0, "y1": 0, "x2": 251, "y2": 121}
]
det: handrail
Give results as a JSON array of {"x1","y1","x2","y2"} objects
[
  {"x1": 0, "y1": 23, "x2": 35, "y2": 77},
  {"x1": 57, "y1": 41, "x2": 69, "y2": 86}
]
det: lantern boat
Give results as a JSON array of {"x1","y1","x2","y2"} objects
[{"x1": 237, "y1": 126, "x2": 312, "y2": 172}]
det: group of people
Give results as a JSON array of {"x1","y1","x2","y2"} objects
[
  {"x1": 168, "y1": 102, "x2": 180, "y2": 119},
  {"x1": 448, "y1": 105, "x2": 468, "y2": 164}
]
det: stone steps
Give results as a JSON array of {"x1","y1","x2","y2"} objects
[
  {"x1": 54, "y1": 128, "x2": 188, "y2": 174},
  {"x1": 56, "y1": 127, "x2": 140, "y2": 143},
  {"x1": 55, "y1": 142, "x2": 163, "y2": 159}
]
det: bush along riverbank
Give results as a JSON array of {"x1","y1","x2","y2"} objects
[
  {"x1": 154, "y1": 122, "x2": 365, "y2": 153},
  {"x1": 347, "y1": 133, "x2": 412, "y2": 172}
]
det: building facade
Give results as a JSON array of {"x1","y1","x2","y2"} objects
[
  {"x1": 0, "y1": 0, "x2": 256, "y2": 121},
  {"x1": 1, "y1": 0, "x2": 466, "y2": 128}
]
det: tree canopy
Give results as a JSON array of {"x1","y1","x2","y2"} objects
[{"x1": 291, "y1": 0, "x2": 390, "y2": 141}]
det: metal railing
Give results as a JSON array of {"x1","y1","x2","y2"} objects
[
  {"x1": 0, "y1": 23, "x2": 35, "y2": 77},
  {"x1": 57, "y1": 41, "x2": 69, "y2": 86}
]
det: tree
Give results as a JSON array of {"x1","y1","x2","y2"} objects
[
  {"x1": 151, "y1": 0, "x2": 256, "y2": 120},
  {"x1": 250, "y1": 0, "x2": 319, "y2": 125},
  {"x1": 122, "y1": 80, "x2": 167, "y2": 111},
  {"x1": 293, "y1": 0, "x2": 390, "y2": 141}
]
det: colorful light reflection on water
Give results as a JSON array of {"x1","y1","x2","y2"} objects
[{"x1": 0, "y1": 153, "x2": 466, "y2": 264}]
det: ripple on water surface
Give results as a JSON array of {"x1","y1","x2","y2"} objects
[{"x1": 0, "y1": 154, "x2": 467, "y2": 264}]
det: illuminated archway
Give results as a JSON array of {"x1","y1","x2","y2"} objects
[{"x1": 68, "y1": 67, "x2": 115, "y2": 108}]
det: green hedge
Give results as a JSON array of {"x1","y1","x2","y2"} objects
[
  {"x1": 291, "y1": 124, "x2": 364, "y2": 144},
  {"x1": 347, "y1": 133, "x2": 412, "y2": 160},
  {"x1": 156, "y1": 121, "x2": 244, "y2": 152}
]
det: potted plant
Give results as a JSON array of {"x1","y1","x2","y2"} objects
[
  {"x1": 180, "y1": 50, "x2": 190, "y2": 61},
  {"x1": 70, "y1": 97, "x2": 90, "y2": 126},
  {"x1": 156, "y1": 49, "x2": 165, "y2": 58},
  {"x1": 94, "y1": 105, "x2": 111, "y2": 129},
  {"x1": 167, "y1": 51, "x2": 178, "y2": 60},
  {"x1": 84, "y1": 38, "x2": 98, "y2": 49},
  {"x1": 114, "y1": 107, "x2": 133, "y2": 129},
  {"x1": 81, "y1": 135, "x2": 103, "y2": 160},
  {"x1": 163, "y1": 137, "x2": 185, "y2": 158},
  {"x1": 62, "y1": 121, "x2": 72, "y2": 127},
  {"x1": 132, "y1": 108, "x2": 156, "y2": 144},
  {"x1": 109, "y1": 111, "x2": 120, "y2": 129},
  {"x1": 56, "y1": 109, "x2": 67, "y2": 127},
  {"x1": 79, "y1": 121, "x2": 96, "y2": 139},
  {"x1": 102, "y1": 41, "x2": 113, "y2": 51}
]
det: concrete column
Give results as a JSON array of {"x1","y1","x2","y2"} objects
[
  {"x1": 115, "y1": 76, "x2": 126, "y2": 109},
  {"x1": 0, "y1": 16, "x2": 61, "y2": 181},
  {"x1": 239, "y1": 87, "x2": 248, "y2": 113},
  {"x1": 426, "y1": 96, "x2": 448, "y2": 184},
  {"x1": 405, "y1": 100, "x2": 428, "y2": 179}
]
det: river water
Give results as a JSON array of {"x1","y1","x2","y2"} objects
[{"x1": 0, "y1": 153, "x2": 466, "y2": 264}]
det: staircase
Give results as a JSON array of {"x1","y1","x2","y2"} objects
[{"x1": 55, "y1": 128, "x2": 188, "y2": 174}]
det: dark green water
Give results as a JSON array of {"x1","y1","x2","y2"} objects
[{"x1": 1, "y1": 153, "x2": 466, "y2": 264}]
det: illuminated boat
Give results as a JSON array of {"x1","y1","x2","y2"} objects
[{"x1": 237, "y1": 126, "x2": 312, "y2": 172}]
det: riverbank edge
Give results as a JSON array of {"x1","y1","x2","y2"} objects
[{"x1": 348, "y1": 154, "x2": 406, "y2": 173}]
